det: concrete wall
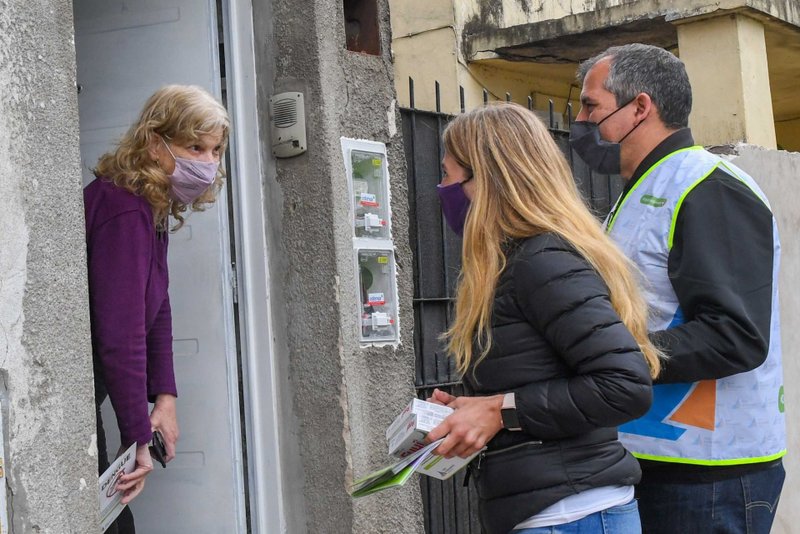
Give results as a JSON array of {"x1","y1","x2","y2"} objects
[
  {"x1": 730, "y1": 146, "x2": 799, "y2": 533},
  {"x1": 261, "y1": 0, "x2": 423, "y2": 531},
  {"x1": 0, "y1": 1, "x2": 99, "y2": 532}
]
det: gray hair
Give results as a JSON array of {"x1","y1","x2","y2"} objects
[{"x1": 577, "y1": 43, "x2": 692, "y2": 129}]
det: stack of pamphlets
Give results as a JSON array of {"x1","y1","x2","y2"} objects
[
  {"x1": 387, "y1": 399, "x2": 453, "y2": 457},
  {"x1": 351, "y1": 438, "x2": 446, "y2": 497},
  {"x1": 351, "y1": 398, "x2": 483, "y2": 497}
]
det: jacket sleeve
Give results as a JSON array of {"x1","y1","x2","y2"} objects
[
  {"x1": 146, "y1": 295, "x2": 177, "y2": 401},
  {"x1": 87, "y1": 209, "x2": 154, "y2": 447},
  {"x1": 511, "y1": 238, "x2": 652, "y2": 440},
  {"x1": 650, "y1": 173, "x2": 775, "y2": 384}
]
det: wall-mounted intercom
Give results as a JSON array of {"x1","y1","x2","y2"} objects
[{"x1": 269, "y1": 92, "x2": 307, "y2": 158}]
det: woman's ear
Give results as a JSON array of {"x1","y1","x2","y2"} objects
[{"x1": 146, "y1": 134, "x2": 162, "y2": 163}]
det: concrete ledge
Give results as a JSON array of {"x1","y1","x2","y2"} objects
[{"x1": 465, "y1": 0, "x2": 800, "y2": 62}]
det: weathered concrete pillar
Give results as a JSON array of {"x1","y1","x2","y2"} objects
[
  {"x1": 0, "y1": 0, "x2": 99, "y2": 532},
  {"x1": 262, "y1": 0, "x2": 423, "y2": 531},
  {"x1": 677, "y1": 13, "x2": 777, "y2": 148}
]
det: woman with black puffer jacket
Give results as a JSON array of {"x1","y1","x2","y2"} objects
[{"x1": 427, "y1": 102, "x2": 662, "y2": 534}]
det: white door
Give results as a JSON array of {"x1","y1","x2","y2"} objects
[{"x1": 74, "y1": 1, "x2": 247, "y2": 532}]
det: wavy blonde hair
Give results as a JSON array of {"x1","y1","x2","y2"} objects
[
  {"x1": 93, "y1": 84, "x2": 230, "y2": 230},
  {"x1": 442, "y1": 102, "x2": 661, "y2": 378}
]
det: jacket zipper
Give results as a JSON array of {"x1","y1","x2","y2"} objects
[
  {"x1": 483, "y1": 439, "x2": 543, "y2": 458},
  {"x1": 476, "y1": 439, "x2": 544, "y2": 473},
  {"x1": 465, "y1": 439, "x2": 543, "y2": 487}
]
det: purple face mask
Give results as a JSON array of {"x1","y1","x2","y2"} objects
[
  {"x1": 162, "y1": 139, "x2": 218, "y2": 204},
  {"x1": 436, "y1": 180, "x2": 471, "y2": 236}
]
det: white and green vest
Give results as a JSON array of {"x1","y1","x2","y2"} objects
[{"x1": 606, "y1": 146, "x2": 786, "y2": 465}]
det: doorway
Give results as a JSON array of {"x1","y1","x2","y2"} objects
[{"x1": 74, "y1": 1, "x2": 249, "y2": 531}]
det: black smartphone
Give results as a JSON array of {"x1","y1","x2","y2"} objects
[{"x1": 149, "y1": 430, "x2": 167, "y2": 468}]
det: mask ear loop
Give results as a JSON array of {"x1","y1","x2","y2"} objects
[
  {"x1": 597, "y1": 96, "x2": 644, "y2": 144},
  {"x1": 160, "y1": 136, "x2": 178, "y2": 162},
  {"x1": 596, "y1": 96, "x2": 638, "y2": 126},
  {"x1": 617, "y1": 117, "x2": 644, "y2": 144}
]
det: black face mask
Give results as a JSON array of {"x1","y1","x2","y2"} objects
[{"x1": 569, "y1": 98, "x2": 640, "y2": 175}]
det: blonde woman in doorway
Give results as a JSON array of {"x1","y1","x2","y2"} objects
[
  {"x1": 84, "y1": 85, "x2": 229, "y2": 533},
  {"x1": 427, "y1": 102, "x2": 661, "y2": 534}
]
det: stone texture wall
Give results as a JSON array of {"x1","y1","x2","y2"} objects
[
  {"x1": 0, "y1": 1, "x2": 99, "y2": 532},
  {"x1": 255, "y1": 0, "x2": 423, "y2": 531}
]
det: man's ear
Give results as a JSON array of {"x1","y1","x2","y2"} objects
[{"x1": 634, "y1": 93, "x2": 655, "y2": 121}]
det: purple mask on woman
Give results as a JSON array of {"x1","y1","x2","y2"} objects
[
  {"x1": 162, "y1": 139, "x2": 218, "y2": 204},
  {"x1": 436, "y1": 180, "x2": 471, "y2": 236}
]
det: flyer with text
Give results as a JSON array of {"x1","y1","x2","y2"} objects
[{"x1": 98, "y1": 443, "x2": 137, "y2": 532}]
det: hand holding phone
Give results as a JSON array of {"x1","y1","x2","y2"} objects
[{"x1": 149, "y1": 430, "x2": 167, "y2": 468}]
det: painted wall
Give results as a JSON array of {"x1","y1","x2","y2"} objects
[
  {"x1": 776, "y1": 119, "x2": 800, "y2": 152},
  {"x1": 260, "y1": 0, "x2": 423, "y2": 531},
  {"x1": 730, "y1": 146, "x2": 800, "y2": 533},
  {"x1": 0, "y1": 0, "x2": 99, "y2": 532}
]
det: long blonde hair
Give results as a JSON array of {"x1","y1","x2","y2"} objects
[
  {"x1": 442, "y1": 102, "x2": 661, "y2": 378},
  {"x1": 93, "y1": 84, "x2": 230, "y2": 230}
]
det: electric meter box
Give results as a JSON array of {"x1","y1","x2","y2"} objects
[
  {"x1": 356, "y1": 248, "x2": 398, "y2": 343},
  {"x1": 343, "y1": 142, "x2": 391, "y2": 239},
  {"x1": 342, "y1": 137, "x2": 399, "y2": 346}
]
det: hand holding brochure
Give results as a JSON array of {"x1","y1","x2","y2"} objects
[
  {"x1": 351, "y1": 398, "x2": 483, "y2": 498},
  {"x1": 98, "y1": 443, "x2": 137, "y2": 532}
]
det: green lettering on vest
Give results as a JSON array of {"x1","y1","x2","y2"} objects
[{"x1": 640, "y1": 194, "x2": 667, "y2": 207}]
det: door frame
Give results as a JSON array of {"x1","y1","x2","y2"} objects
[{"x1": 220, "y1": 1, "x2": 286, "y2": 532}]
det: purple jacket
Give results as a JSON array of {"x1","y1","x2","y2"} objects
[{"x1": 84, "y1": 178, "x2": 177, "y2": 446}]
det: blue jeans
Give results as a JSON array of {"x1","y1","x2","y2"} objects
[
  {"x1": 514, "y1": 500, "x2": 641, "y2": 534},
  {"x1": 636, "y1": 462, "x2": 785, "y2": 534}
]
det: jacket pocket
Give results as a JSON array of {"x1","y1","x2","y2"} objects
[{"x1": 473, "y1": 440, "x2": 565, "y2": 500}]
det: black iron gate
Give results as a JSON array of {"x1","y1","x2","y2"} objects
[{"x1": 400, "y1": 79, "x2": 624, "y2": 533}]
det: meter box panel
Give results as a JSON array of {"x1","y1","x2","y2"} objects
[
  {"x1": 345, "y1": 144, "x2": 391, "y2": 239},
  {"x1": 342, "y1": 138, "x2": 399, "y2": 346},
  {"x1": 351, "y1": 150, "x2": 390, "y2": 238},
  {"x1": 357, "y1": 248, "x2": 398, "y2": 343}
]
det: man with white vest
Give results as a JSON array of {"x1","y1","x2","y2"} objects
[{"x1": 570, "y1": 43, "x2": 785, "y2": 533}]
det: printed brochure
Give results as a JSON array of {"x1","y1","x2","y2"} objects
[
  {"x1": 351, "y1": 438, "x2": 481, "y2": 498},
  {"x1": 98, "y1": 443, "x2": 137, "y2": 532}
]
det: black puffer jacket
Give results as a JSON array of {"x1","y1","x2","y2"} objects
[{"x1": 466, "y1": 233, "x2": 652, "y2": 534}]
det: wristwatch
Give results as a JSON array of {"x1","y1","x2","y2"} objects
[{"x1": 501, "y1": 392, "x2": 522, "y2": 431}]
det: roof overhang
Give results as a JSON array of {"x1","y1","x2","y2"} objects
[{"x1": 463, "y1": 0, "x2": 800, "y2": 123}]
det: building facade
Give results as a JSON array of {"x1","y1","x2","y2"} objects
[
  {"x1": 391, "y1": 0, "x2": 800, "y2": 151},
  {"x1": 1, "y1": 0, "x2": 423, "y2": 532}
]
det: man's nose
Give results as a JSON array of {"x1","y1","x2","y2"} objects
[{"x1": 575, "y1": 107, "x2": 588, "y2": 121}]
